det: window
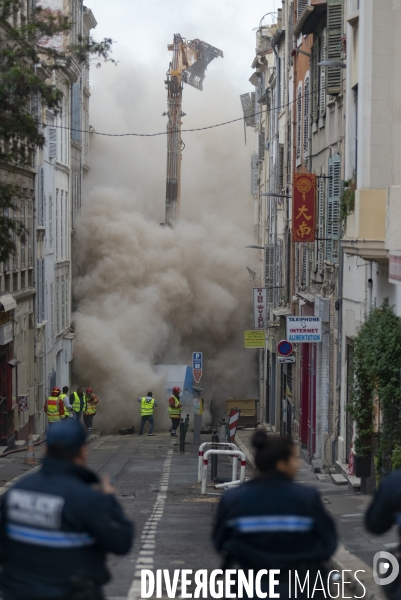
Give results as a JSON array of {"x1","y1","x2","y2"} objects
[
  {"x1": 326, "y1": 154, "x2": 341, "y2": 262},
  {"x1": 56, "y1": 277, "x2": 60, "y2": 334},
  {"x1": 259, "y1": 127, "x2": 265, "y2": 161},
  {"x1": 61, "y1": 276, "x2": 66, "y2": 329},
  {"x1": 327, "y1": 0, "x2": 344, "y2": 95},
  {"x1": 251, "y1": 153, "x2": 259, "y2": 195},
  {"x1": 275, "y1": 239, "x2": 282, "y2": 305},
  {"x1": 49, "y1": 282, "x2": 54, "y2": 343},
  {"x1": 60, "y1": 190, "x2": 64, "y2": 260},
  {"x1": 48, "y1": 127, "x2": 57, "y2": 159},
  {"x1": 49, "y1": 195, "x2": 53, "y2": 249},
  {"x1": 296, "y1": 83, "x2": 302, "y2": 164},
  {"x1": 304, "y1": 75, "x2": 310, "y2": 156},
  {"x1": 36, "y1": 258, "x2": 45, "y2": 323},
  {"x1": 55, "y1": 189, "x2": 59, "y2": 260},
  {"x1": 71, "y1": 83, "x2": 81, "y2": 142}
]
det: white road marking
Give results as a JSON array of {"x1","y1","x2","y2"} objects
[{"x1": 128, "y1": 444, "x2": 174, "y2": 600}]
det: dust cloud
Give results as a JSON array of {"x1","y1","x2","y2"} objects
[{"x1": 72, "y1": 60, "x2": 259, "y2": 432}]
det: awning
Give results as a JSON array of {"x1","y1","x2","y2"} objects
[
  {"x1": 273, "y1": 307, "x2": 292, "y2": 317},
  {"x1": 0, "y1": 295, "x2": 16, "y2": 312}
]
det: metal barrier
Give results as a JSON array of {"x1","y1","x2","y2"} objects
[
  {"x1": 201, "y1": 449, "x2": 246, "y2": 495},
  {"x1": 198, "y1": 441, "x2": 238, "y2": 482}
]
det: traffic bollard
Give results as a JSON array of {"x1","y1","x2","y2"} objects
[
  {"x1": 184, "y1": 414, "x2": 190, "y2": 440},
  {"x1": 211, "y1": 430, "x2": 218, "y2": 481},
  {"x1": 219, "y1": 419, "x2": 226, "y2": 443},
  {"x1": 179, "y1": 419, "x2": 185, "y2": 454}
]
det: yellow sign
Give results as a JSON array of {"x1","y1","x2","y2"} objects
[{"x1": 245, "y1": 330, "x2": 265, "y2": 348}]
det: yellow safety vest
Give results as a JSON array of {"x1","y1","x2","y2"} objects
[
  {"x1": 168, "y1": 395, "x2": 181, "y2": 417},
  {"x1": 46, "y1": 396, "x2": 63, "y2": 422},
  {"x1": 85, "y1": 394, "x2": 98, "y2": 415},
  {"x1": 60, "y1": 394, "x2": 69, "y2": 417},
  {"x1": 72, "y1": 392, "x2": 87, "y2": 413},
  {"x1": 141, "y1": 397, "x2": 155, "y2": 416}
]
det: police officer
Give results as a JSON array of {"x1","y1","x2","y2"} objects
[
  {"x1": 365, "y1": 470, "x2": 401, "y2": 598},
  {"x1": 69, "y1": 385, "x2": 87, "y2": 420},
  {"x1": 137, "y1": 391, "x2": 158, "y2": 436},
  {"x1": 0, "y1": 418, "x2": 134, "y2": 600},
  {"x1": 212, "y1": 430, "x2": 337, "y2": 599}
]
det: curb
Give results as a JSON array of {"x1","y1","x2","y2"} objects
[{"x1": 0, "y1": 432, "x2": 100, "y2": 498}]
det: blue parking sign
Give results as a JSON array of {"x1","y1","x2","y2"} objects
[{"x1": 192, "y1": 352, "x2": 202, "y2": 371}]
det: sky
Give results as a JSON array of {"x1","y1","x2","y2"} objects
[{"x1": 83, "y1": 0, "x2": 277, "y2": 136}]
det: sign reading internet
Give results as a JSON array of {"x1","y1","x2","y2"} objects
[{"x1": 286, "y1": 316, "x2": 322, "y2": 343}]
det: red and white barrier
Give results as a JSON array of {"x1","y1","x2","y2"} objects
[
  {"x1": 201, "y1": 449, "x2": 246, "y2": 495},
  {"x1": 229, "y1": 409, "x2": 240, "y2": 442}
]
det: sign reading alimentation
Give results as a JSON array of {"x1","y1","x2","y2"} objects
[{"x1": 286, "y1": 316, "x2": 322, "y2": 343}]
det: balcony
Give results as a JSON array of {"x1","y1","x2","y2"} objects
[{"x1": 343, "y1": 189, "x2": 387, "y2": 262}]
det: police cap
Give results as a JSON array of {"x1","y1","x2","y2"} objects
[{"x1": 46, "y1": 418, "x2": 87, "y2": 454}]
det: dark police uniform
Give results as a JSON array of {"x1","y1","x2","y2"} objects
[
  {"x1": 0, "y1": 421, "x2": 134, "y2": 600},
  {"x1": 213, "y1": 472, "x2": 337, "y2": 597}
]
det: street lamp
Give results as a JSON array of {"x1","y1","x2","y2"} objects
[{"x1": 317, "y1": 60, "x2": 346, "y2": 68}]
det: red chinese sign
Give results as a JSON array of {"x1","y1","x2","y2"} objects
[{"x1": 292, "y1": 173, "x2": 316, "y2": 242}]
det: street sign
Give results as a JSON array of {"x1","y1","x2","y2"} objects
[
  {"x1": 192, "y1": 352, "x2": 203, "y2": 384},
  {"x1": 245, "y1": 330, "x2": 265, "y2": 348},
  {"x1": 278, "y1": 356, "x2": 296, "y2": 364},
  {"x1": 277, "y1": 340, "x2": 293, "y2": 356},
  {"x1": 286, "y1": 316, "x2": 322, "y2": 343}
]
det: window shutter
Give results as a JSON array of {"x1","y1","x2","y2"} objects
[
  {"x1": 265, "y1": 244, "x2": 275, "y2": 305},
  {"x1": 259, "y1": 127, "x2": 265, "y2": 161},
  {"x1": 314, "y1": 177, "x2": 325, "y2": 272},
  {"x1": 312, "y1": 39, "x2": 319, "y2": 122},
  {"x1": 288, "y1": 3, "x2": 294, "y2": 51},
  {"x1": 297, "y1": 0, "x2": 308, "y2": 20},
  {"x1": 48, "y1": 127, "x2": 57, "y2": 159},
  {"x1": 287, "y1": 121, "x2": 292, "y2": 184},
  {"x1": 319, "y1": 28, "x2": 327, "y2": 116},
  {"x1": 275, "y1": 239, "x2": 282, "y2": 305},
  {"x1": 278, "y1": 144, "x2": 284, "y2": 189},
  {"x1": 251, "y1": 153, "x2": 259, "y2": 194},
  {"x1": 296, "y1": 85, "x2": 302, "y2": 161},
  {"x1": 38, "y1": 166, "x2": 44, "y2": 226},
  {"x1": 295, "y1": 243, "x2": 301, "y2": 289},
  {"x1": 327, "y1": 0, "x2": 343, "y2": 95},
  {"x1": 304, "y1": 76, "x2": 310, "y2": 156},
  {"x1": 326, "y1": 154, "x2": 341, "y2": 262},
  {"x1": 71, "y1": 83, "x2": 81, "y2": 142}
]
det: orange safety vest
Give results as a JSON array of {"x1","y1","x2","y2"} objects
[
  {"x1": 84, "y1": 394, "x2": 98, "y2": 415},
  {"x1": 46, "y1": 396, "x2": 63, "y2": 422}
]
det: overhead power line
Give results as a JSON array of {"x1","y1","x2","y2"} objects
[{"x1": 42, "y1": 76, "x2": 345, "y2": 138}]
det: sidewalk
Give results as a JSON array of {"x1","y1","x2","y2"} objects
[{"x1": 237, "y1": 430, "x2": 389, "y2": 600}]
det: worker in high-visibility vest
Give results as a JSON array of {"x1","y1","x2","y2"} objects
[
  {"x1": 137, "y1": 392, "x2": 158, "y2": 436},
  {"x1": 168, "y1": 386, "x2": 182, "y2": 437},
  {"x1": 44, "y1": 387, "x2": 65, "y2": 425},
  {"x1": 83, "y1": 387, "x2": 99, "y2": 433},
  {"x1": 60, "y1": 386, "x2": 73, "y2": 418},
  {"x1": 69, "y1": 386, "x2": 87, "y2": 421}
]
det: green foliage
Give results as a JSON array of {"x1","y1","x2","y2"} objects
[
  {"x1": 340, "y1": 174, "x2": 356, "y2": 221},
  {"x1": 391, "y1": 445, "x2": 401, "y2": 471},
  {"x1": 348, "y1": 299, "x2": 401, "y2": 461},
  {"x1": 0, "y1": 0, "x2": 114, "y2": 258}
]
